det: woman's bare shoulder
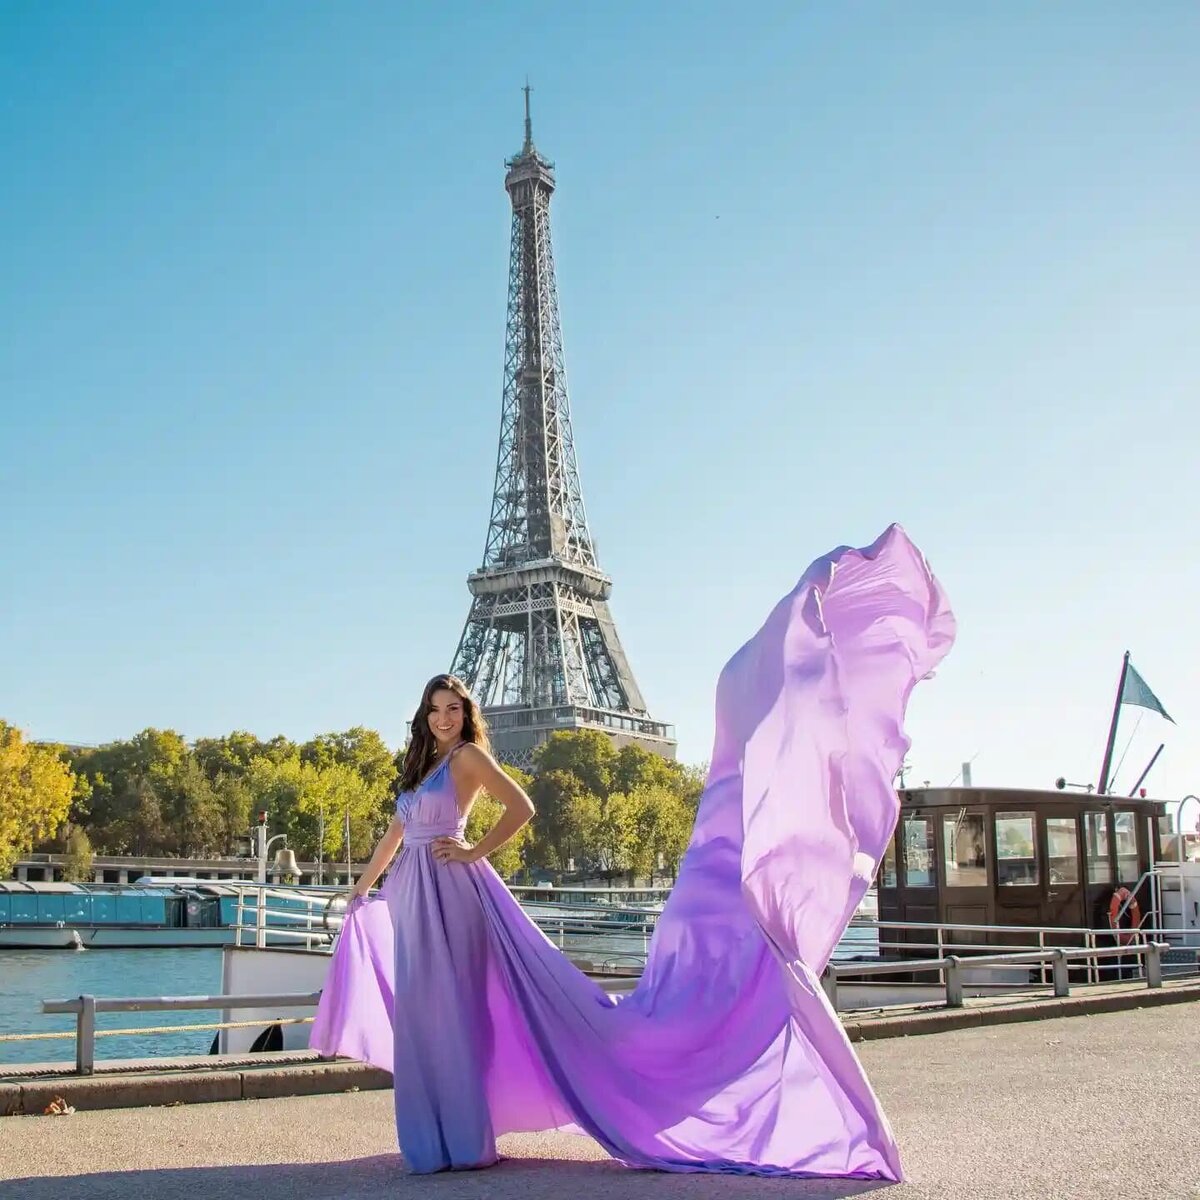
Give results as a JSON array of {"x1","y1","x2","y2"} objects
[{"x1": 454, "y1": 742, "x2": 495, "y2": 772}]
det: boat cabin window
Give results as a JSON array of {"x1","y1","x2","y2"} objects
[
  {"x1": 1114, "y1": 812, "x2": 1138, "y2": 881},
  {"x1": 1085, "y1": 812, "x2": 1112, "y2": 884},
  {"x1": 880, "y1": 838, "x2": 897, "y2": 888},
  {"x1": 942, "y1": 812, "x2": 986, "y2": 887},
  {"x1": 902, "y1": 814, "x2": 935, "y2": 887},
  {"x1": 1046, "y1": 817, "x2": 1080, "y2": 884},
  {"x1": 995, "y1": 812, "x2": 1038, "y2": 886}
]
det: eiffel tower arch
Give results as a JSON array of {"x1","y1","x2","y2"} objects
[{"x1": 450, "y1": 91, "x2": 676, "y2": 770}]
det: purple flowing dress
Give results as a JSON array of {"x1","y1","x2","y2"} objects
[{"x1": 310, "y1": 524, "x2": 955, "y2": 1178}]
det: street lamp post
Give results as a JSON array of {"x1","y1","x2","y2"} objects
[{"x1": 253, "y1": 811, "x2": 292, "y2": 885}]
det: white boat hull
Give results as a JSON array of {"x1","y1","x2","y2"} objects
[{"x1": 0, "y1": 925, "x2": 234, "y2": 949}]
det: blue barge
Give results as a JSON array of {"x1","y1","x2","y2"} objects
[{"x1": 0, "y1": 881, "x2": 327, "y2": 949}]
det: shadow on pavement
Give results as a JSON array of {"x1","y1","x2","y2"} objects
[{"x1": 0, "y1": 1154, "x2": 893, "y2": 1200}]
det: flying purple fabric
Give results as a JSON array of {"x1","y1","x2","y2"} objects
[{"x1": 310, "y1": 524, "x2": 955, "y2": 1178}]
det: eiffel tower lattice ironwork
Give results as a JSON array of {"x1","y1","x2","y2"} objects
[{"x1": 450, "y1": 91, "x2": 676, "y2": 769}]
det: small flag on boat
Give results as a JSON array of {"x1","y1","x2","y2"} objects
[{"x1": 1121, "y1": 662, "x2": 1174, "y2": 724}]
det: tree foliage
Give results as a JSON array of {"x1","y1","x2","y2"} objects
[
  {"x1": 465, "y1": 764, "x2": 533, "y2": 880},
  {"x1": 61, "y1": 825, "x2": 95, "y2": 883},
  {"x1": 0, "y1": 721, "x2": 77, "y2": 877},
  {"x1": 66, "y1": 727, "x2": 395, "y2": 864},
  {"x1": 524, "y1": 733, "x2": 704, "y2": 881},
  {"x1": 21, "y1": 722, "x2": 703, "y2": 887}
]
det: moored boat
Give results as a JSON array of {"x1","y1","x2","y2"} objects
[{"x1": 0, "y1": 881, "x2": 337, "y2": 950}]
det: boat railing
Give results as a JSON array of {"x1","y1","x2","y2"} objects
[
  {"x1": 230, "y1": 885, "x2": 351, "y2": 950},
  {"x1": 224, "y1": 884, "x2": 673, "y2": 950},
  {"x1": 225, "y1": 890, "x2": 667, "y2": 953}
]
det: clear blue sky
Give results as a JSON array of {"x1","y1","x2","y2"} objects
[{"x1": 3, "y1": 2, "x2": 1196, "y2": 805}]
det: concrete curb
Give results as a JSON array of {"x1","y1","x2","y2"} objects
[
  {"x1": 241, "y1": 1062, "x2": 391, "y2": 1100},
  {"x1": 3, "y1": 985, "x2": 1198, "y2": 1116},
  {"x1": 0, "y1": 1061, "x2": 390, "y2": 1117}
]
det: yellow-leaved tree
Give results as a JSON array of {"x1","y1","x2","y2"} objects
[{"x1": 0, "y1": 721, "x2": 76, "y2": 878}]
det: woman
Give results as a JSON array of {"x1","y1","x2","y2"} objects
[
  {"x1": 345, "y1": 672, "x2": 535, "y2": 1173},
  {"x1": 311, "y1": 524, "x2": 956, "y2": 1180}
]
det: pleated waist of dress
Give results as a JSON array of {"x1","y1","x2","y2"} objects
[{"x1": 403, "y1": 824, "x2": 467, "y2": 848}]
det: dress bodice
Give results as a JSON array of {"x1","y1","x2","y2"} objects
[{"x1": 397, "y1": 751, "x2": 467, "y2": 847}]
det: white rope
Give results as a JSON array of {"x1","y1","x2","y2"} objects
[{"x1": 0, "y1": 1016, "x2": 313, "y2": 1043}]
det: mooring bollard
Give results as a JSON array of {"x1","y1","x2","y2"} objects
[
  {"x1": 944, "y1": 956, "x2": 963, "y2": 1008},
  {"x1": 77, "y1": 994, "x2": 96, "y2": 1076},
  {"x1": 1052, "y1": 948, "x2": 1070, "y2": 998},
  {"x1": 820, "y1": 966, "x2": 838, "y2": 1011},
  {"x1": 1145, "y1": 941, "x2": 1164, "y2": 989}
]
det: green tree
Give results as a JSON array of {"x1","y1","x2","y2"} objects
[
  {"x1": 61, "y1": 825, "x2": 95, "y2": 883},
  {"x1": 69, "y1": 729, "x2": 189, "y2": 854},
  {"x1": 612, "y1": 743, "x2": 677, "y2": 795},
  {"x1": 245, "y1": 754, "x2": 305, "y2": 847},
  {"x1": 301, "y1": 727, "x2": 396, "y2": 792},
  {"x1": 213, "y1": 773, "x2": 253, "y2": 855},
  {"x1": 301, "y1": 727, "x2": 397, "y2": 842},
  {"x1": 592, "y1": 790, "x2": 643, "y2": 882},
  {"x1": 467, "y1": 798, "x2": 530, "y2": 880},
  {"x1": 528, "y1": 768, "x2": 600, "y2": 873},
  {"x1": 464, "y1": 763, "x2": 533, "y2": 880},
  {"x1": 630, "y1": 783, "x2": 695, "y2": 882},
  {"x1": 533, "y1": 730, "x2": 616, "y2": 798},
  {"x1": 246, "y1": 755, "x2": 382, "y2": 865},
  {"x1": 123, "y1": 776, "x2": 168, "y2": 855},
  {"x1": 672, "y1": 761, "x2": 707, "y2": 814},
  {"x1": 0, "y1": 721, "x2": 76, "y2": 878},
  {"x1": 297, "y1": 761, "x2": 378, "y2": 863},
  {"x1": 192, "y1": 732, "x2": 271, "y2": 782}
]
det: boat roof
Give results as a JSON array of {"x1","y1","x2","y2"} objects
[
  {"x1": 899, "y1": 785, "x2": 1167, "y2": 815},
  {"x1": 0, "y1": 881, "x2": 171, "y2": 897},
  {"x1": 0, "y1": 880, "x2": 285, "y2": 898},
  {"x1": 0, "y1": 881, "x2": 84, "y2": 894},
  {"x1": 133, "y1": 876, "x2": 243, "y2": 892}
]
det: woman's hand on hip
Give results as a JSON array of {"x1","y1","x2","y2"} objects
[{"x1": 432, "y1": 836, "x2": 478, "y2": 864}]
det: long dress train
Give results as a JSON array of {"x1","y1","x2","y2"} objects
[{"x1": 309, "y1": 523, "x2": 955, "y2": 1178}]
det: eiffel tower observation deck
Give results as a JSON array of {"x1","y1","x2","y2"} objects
[{"x1": 450, "y1": 91, "x2": 676, "y2": 769}]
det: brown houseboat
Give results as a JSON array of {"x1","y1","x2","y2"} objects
[{"x1": 878, "y1": 786, "x2": 1165, "y2": 952}]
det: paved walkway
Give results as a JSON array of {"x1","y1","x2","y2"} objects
[{"x1": 2, "y1": 1004, "x2": 1197, "y2": 1200}]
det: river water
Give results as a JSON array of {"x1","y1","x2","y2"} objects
[{"x1": 0, "y1": 947, "x2": 223, "y2": 1065}]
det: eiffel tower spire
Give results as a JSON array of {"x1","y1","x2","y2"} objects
[{"x1": 449, "y1": 94, "x2": 675, "y2": 768}]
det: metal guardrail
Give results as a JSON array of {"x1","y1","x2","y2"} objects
[
  {"x1": 820, "y1": 941, "x2": 1170, "y2": 1011},
  {"x1": 41, "y1": 992, "x2": 321, "y2": 1076},
  {"x1": 231, "y1": 886, "x2": 347, "y2": 950},
  {"x1": 29, "y1": 934, "x2": 1186, "y2": 1075}
]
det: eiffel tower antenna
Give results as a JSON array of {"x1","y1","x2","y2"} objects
[{"x1": 449, "y1": 93, "x2": 676, "y2": 768}]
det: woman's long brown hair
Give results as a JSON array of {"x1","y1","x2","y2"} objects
[{"x1": 397, "y1": 674, "x2": 490, "y2": 794}]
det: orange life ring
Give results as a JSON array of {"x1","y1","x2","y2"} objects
[{"x1": 1108, "y1": 887, "x2": 1141, "y2": 946}]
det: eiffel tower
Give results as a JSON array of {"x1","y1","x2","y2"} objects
[{"x1": 450, "y1": 90, "x2": 676, "y2": 769}]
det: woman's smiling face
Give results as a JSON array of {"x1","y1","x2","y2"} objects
[{"x1": 427, "y1": 688, "x2": 465, "y2": 749}]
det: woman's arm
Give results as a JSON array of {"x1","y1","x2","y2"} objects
[
  {"x1": 352, "y1": 813, "x2": 405, "y2": 897},
  {"x1": 432, "y1": 744, "x2": 534, "y2": 865}
]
